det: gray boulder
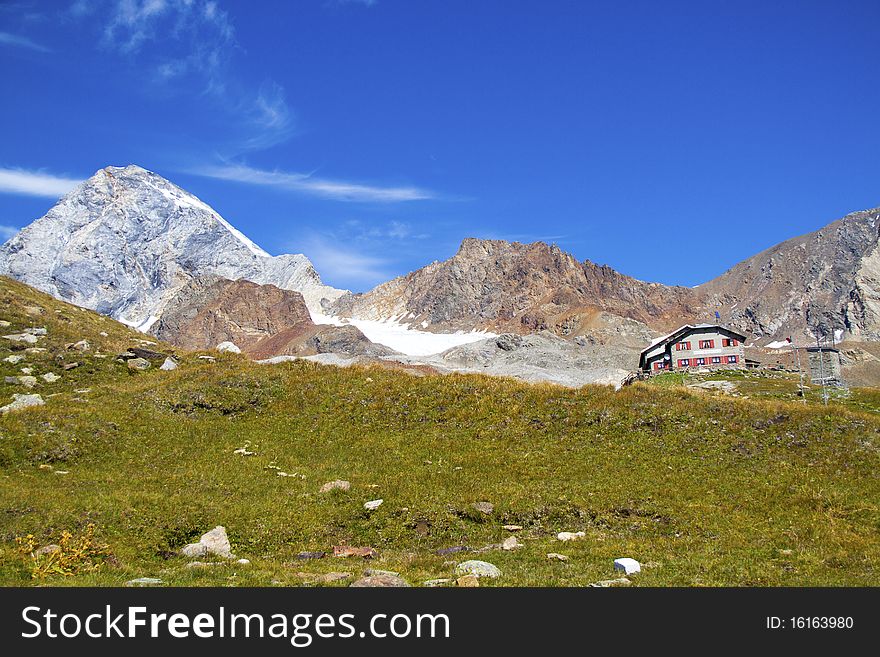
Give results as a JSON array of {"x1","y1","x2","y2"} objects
[
  {"x1": 455, "y1": 560, "x2": 502, "y2": 578},
  {"x1": 1, "y1": 393, "x2": 45, "y2": 414}
]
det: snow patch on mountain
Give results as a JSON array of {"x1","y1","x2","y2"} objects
[{"x1": 312, "y1": 312, "x2": 495, "y2": 356}]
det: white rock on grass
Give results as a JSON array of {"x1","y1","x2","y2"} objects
[
  {"x1": 180, "y1": 526, "x2": 236, "y2": 560},
  {"x1": 126, "y1": 578, "x2": 163, "y2": 587},
  {"x1": 557, "y1": 531, "x2": 586, "y2": 542},
  {"x1": 1, "y1": 393, "x2": 45, "y2": 414},
  {"x1": 501, "y1": 536, "x2": 520, "y2": 551},
  {"x1": 590, "y1": 577, "x2": 631, "y2": 588},
  {"x1": 127, "y1": 358, "x2": 151, "y2": 371},
  {"x1": 3, "y1": 333, "x2": 38, "y2": 344},
  {"x1": 3, "y1": 354, "x2": 24, "y2": 364},
  {"x1": 320, "y1": 479, "x2": 351, "y2": 493},
  {"x1": 18, "y1": 376, "x2": 37, "y2": 388},
  {"x1": 613, "y1": 558, "x2": 641, "y2": 575},
  {"x1": 41, "y1": 372, "x2": 60, "y2": 383},
  {"x1": 216, "y1": 341, "x2": 241, "y2": 354},
  {"x1": 455, "y1": 560, "x2": 502, "y2": 578},
  {"x1": 364, "y1": 499, "x2": 383, "y2": 511},
  {"x1": 159, "y1": 357, "x2": 178, "y2": 371}
]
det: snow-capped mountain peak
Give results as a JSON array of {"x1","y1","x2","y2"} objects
[{"x1": 0, "y1": 164, "x2": 345, "y2": 328}]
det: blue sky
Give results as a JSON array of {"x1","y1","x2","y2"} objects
[{"x1": 1, "y1": 0, "x2": 879, "y2": 291}]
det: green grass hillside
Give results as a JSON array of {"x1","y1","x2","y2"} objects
[{"x1": 1, "y1": 276, "x2": 878, "y2": 586}]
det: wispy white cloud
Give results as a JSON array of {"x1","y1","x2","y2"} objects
[
  {"x1": 0, "y1": 225, "x2": 20, "y2": 241},
  {"x1": 0, "y1": 168, "x2": 81, "y2": 198},
  {"x1": 301, "y1": 235, "x2": 391, "y2": 287},
  {"x1": 0, "y1": 31, "x2": 51, "y2": 52},
  {"x1": 73, "y1": 0, "x2": 290, "y2": 152},
  {"x1": 193, "y1": 163, "x2": 435, "y2": 203}
]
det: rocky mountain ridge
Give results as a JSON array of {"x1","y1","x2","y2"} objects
[{"x1": 1, "y1": 163, "x2": 878, "y2": 369}]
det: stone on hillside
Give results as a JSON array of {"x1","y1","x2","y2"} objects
[
  {"x1": 236, "y1": 558, "x2": 250, "y2": 565},
  {"x1": 0, "y1": 320, "x2": 9, "y2": 327},
  {"x1": 20, "y1": 367, "x2": 33, "y2": 374},
  {"x1": 456, "y1": 575, "x2": 480, "y2": 587},
  {"x1": 4, "y1": 376, "x2": 18, "y2": 384},
  {"x1": 41, "y1": 372, "x2": 60, "y2": 383},
  {"x1": 200, "y1": 526, "x2": 234, "y2": 558},
  {"x1": 159, "y1": 357, "x2": 178, "y2": 371},
  {"x1": 557, "y1": 531, "x2": 586, "y2": 542},
  {"x1": 126, "y1": 577, "x2": 163, "y2": 587},
  {"x1": 3, "y1": 354, "x2": 24, "y2": 364},
  {"x1": 613, "y1": 558, "x2": 641, "y2": 575},
  {"x1": 501, "y1": 536, "x2": 520, "y2": 551},
  {"x1": 547, "y1": 553, "x2": 569, "y2": 562},
  {"x1": 100, "y1": 331, "x2": 108, "y2": 337},
  {"x1": 180, "y1": 543, "x2": 208, "y2": 558},
  {"x1": 296, "y1": 572, "x2": 352, "y2": 584},
  {"x1": 502, "y1": 524, "x2": 523, "y2": 531},
  {"x1": 333, "y1": 546, "x2": 377, "y2": 558},
  {"x1": 26, "y1": 327, "x2": 47, "y2": 336},
  {"x1": 62, "y1": 362, "x2": 80, "y2": 370},
  {"x1": 364, "y1": 569, "x2": 399, "y2": 577},
  {"x1": 364, "y1": 499, "x2": 383, "y2": 511},
  {"x1": 295, "y1": 551, "x2": 327, "y2": 560},
  {"x1": 1, "y1": 393, "x2": 44, "y2": 414},
  {"x1": 423, "y1": 578, "x2": 453, "y2": 587},
  {"x1": 589, "y1": 577, "x2": 631, "y2": 588},
  {"x1": 71, "y1": 340, "x2": 91, "y2": 351},
  {"x1": 455, "y1": 560, "x2": 502, "y2": 578},
  {"x1": 35, "y1": 544, "x2": 61, "y2": 556},
  {"x1": 180, "y1": 526, "x2": 235, "y2": 560},
  {"x1": 472, "y1": 501, "x2": 494, "y2": 515},
  {"x1": 350, "y1": 574, "x2": 410, "y2": 588},
  {"x1": 25, "y1": 347, "x2": 46, "y2": 353},
  {"x1": 319, "y1": 479, "x2": 351, "y2": 493},
  {"x1": 18, "y1": 376, "x2": 37, "y2": 388},
  {"x1": 127, "y1": 357, "x2": 151, "y2": 371},
  {"x1": 23, "y1": 306, "x2": 43, "y2": 316},
  {"x1": 130, "y1": 347, "x2": 168, "y2": 361},
  {"x1": 3, "y1": 333, "x2": 38, "y2": 344},
  {"x1": 197, "y1": 355, "x2": 216, "y2": 362},
  {"x1": 216, "y1": 341, "x2": 241, "y2": 354}
]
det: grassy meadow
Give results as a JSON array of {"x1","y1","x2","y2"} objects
[{"x1": 1, "y1": 277, "x2": 878, "y2": 587}]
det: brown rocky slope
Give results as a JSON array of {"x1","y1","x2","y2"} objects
[
  {"x1": 330, "y1": 238, "x2": 701, "y2": 337},
  {"x1": 153, "y1": 277, "x2": 395, "y2": 358}
]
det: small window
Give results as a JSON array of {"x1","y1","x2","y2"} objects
[
  {"x1": 696, "y1": 357, "x2": 706, "y2": 366},
  {"x1": 676, "y1": 341, "x2": 690, "y2": 351},
  {"x1": 678, "y1": 359, "x2": 689, "y2": 367},
  {"x1": 699, "y1": 339, "x2": 715, "y2": 349},
  {"x1": 727, "y1": 355, "x2": 738, "y2": 364},
  {"x1": 722, "y1": 338, "x2": 739, "y2": 347},
  {"x1": 712, "y1": 356, "x2": 721, "y2": 364}
]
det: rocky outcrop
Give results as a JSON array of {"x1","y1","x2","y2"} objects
[
  {"x1": 702, "y1": 207, "x2": 880, "y2": 341},
  {"x1": 330, "y1": 238, "x2": 699, "y2": 335},
  {"x1": 153, "y1": 276, "x2": 395, "y2": 359},
  {"x1": 246, "y1": 323, "x2": 398, "y2": 360},
  {"x1": 153, "y1": 277, "x2": 314, "y2": 351},
  {"x1": 0, "y1": 165, "x2": 344, "y2": 329}
]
